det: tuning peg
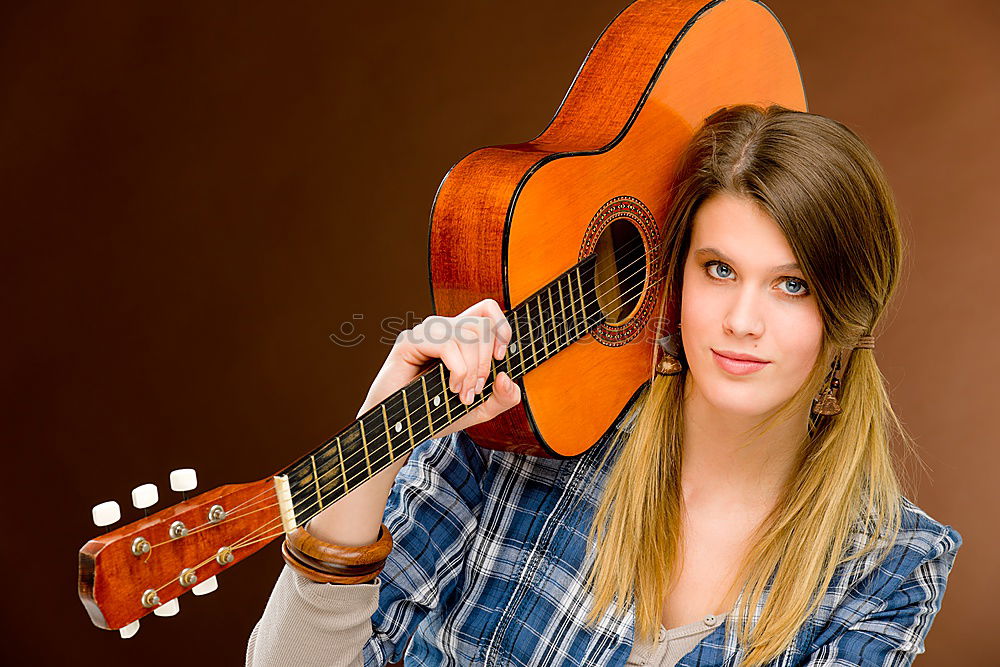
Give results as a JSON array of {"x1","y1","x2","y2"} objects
[
  {"x1": 153, "y1": 598, "x2": 179, "y2": 617},
  {"x1": 169, "y1": 468, "x2": 197, "y2": 493},
  {"x1": 91, "y1": 500, "x2": 121, "y2": 527},
  {"x1": 131, "y1": 483, "x2": 158, "y2": 509},
  {"x1": 118, "y1": 620, "x2": 140, "y2": 639},
  {"x1": 192, "y1": 575, "x2": 218, "y2": 596}
]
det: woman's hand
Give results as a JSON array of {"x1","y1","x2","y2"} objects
[{"x1": 357, "y1": 297, "x2": 521, "y2": 439}]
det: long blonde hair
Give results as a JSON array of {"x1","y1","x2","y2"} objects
[{"x1": 584, "y1": 104, "x2": 920, "y2": 665}]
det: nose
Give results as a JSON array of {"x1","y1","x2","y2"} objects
[{"x1": 722, "y1": 287, "x2": 764, "y2": 340}]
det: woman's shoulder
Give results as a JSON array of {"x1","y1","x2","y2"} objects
[
  {"x1": 838, "y1": 495, "x2": 962, "y2": 579},
  {"x1": 814, "y1": 495, "x2": 962, "y2": 621},
  {"x1": 896, "y1": 495, "x2": 963, "y2": 557}
]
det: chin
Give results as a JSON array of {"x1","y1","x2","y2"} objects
[{"x1": 693, "y1": 371, "x2": 780, "y2": 418}]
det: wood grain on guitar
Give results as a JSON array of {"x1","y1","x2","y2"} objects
[{"x1": 79, "y1": 477, "x2": 280, "y2": 632}]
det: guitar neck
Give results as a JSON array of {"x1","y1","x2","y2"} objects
[{"x1": 275, "y1": 255, "x2": 604, "y2": 530}]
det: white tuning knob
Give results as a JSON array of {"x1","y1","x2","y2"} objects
[
  {"x1": 192, "y1": 575, "x2": 218, "y2": 596},
  {"x1": 169, "y1": 468, "x2": 198, "y2": 493},
  {"x1": 118, "y1": 620, "x2": 140, "y2": 639},
  {"x1": 131, "y1": 483, "x2": 158, "y2": 509},
  {"x1": 92, "y1": 500, "x2": 121, "y2": 527},
  {"x1": 153, "y1": 598, "x2": 180, "y2": 617}
]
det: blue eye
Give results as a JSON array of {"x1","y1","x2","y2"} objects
[
  {"x1": 704, "y1": 261, "x2": 733, "y2": 279},
  {"x1": 701, "y1": 260, "x2": 810, "y2": 298},
  {"x1": 702, "y1": 259, "x2": 733, "y2": 280},
  {"x1": 781, "y1": 278, "x2": 809, "y2": 296}
]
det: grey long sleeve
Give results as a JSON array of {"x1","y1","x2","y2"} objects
[{"x1": 246, "y1": 564, "x2": 380, "y2": 667}]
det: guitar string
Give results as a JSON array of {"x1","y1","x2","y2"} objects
[
  {"x1": 151, "y1": 492, "x2": 477, "y2": 599},
  {"x1": 146, "y1": 233, "x2": 663, "y2": 546}
]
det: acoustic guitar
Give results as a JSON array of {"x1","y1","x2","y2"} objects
[{"x1": 78, "y1": 0, "x2": 806, "y2": 639}]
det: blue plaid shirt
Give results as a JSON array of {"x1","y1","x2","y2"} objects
[{"x1": 364, "y1": 425, "x2": 961, "y2": 667}]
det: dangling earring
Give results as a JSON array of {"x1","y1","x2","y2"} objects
[
  {"x1": 811, "y1": 352, "x2": 844, "y2": 416},
  {"x1": 811, "y1": 334, "x2": 876, "y2": 417},
  {"x1": 655, "y1": 325, "x2": 685, "y2": 376}
]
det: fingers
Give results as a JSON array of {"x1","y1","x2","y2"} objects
[
  {"x1": 462, "y1": 299, "x2": 512, "y2": 399},
  {"x1": 479, "y1": 371, "x2": 522, "y2": 417},
  {"x1": 398, "y1": 299, "x2": 513, "y2": 407},
  {"x1": 453, "y1": 298, "x2": 512, "y2": 405},
  {"x1": 449, "y1": 371, "x2": 521, "y2": 434},
  {"x1": 401, "y1": 317, "x2": 467, "y2": 393},
  {"x1": 455, "y1": 318, "x2": 485, "y2": 404},
  {"x1": 461, "y1": 298, "x2": 512, "y2": 361}
]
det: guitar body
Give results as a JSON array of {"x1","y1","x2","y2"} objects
[{"x1": 430, "y1": 0, "x2": 805, "y2": 457}]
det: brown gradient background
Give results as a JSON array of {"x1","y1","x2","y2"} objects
[{"x1": 2, "y1": 1, "x2": 996, "y2": 665}]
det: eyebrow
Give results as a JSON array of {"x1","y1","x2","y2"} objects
[{"x1": 694, "y1": 247, "x2": 801, "y2": 272}]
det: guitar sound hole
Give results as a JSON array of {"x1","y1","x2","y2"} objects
[{"x1": 593, "y1": 218, "x2": 646, "y2": 325}]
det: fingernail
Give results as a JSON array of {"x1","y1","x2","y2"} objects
[
  {"x1": 496, "y1": 344, "x2": 506, "y2": 360},
  {"x1": 475, "y1": 377, "x2": 485, "y2": 394},
  {"x1": 464, "y1": 389, "x2": 474, "y2": 404}
]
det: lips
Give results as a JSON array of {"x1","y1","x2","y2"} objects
[
  {"x1": 713, "y1": 349, "x2": 768, "y2": 363},
  {"x1": 712, "y1": 349, "x2": 770, "y2": 376}
]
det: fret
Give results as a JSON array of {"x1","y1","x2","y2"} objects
[
  {"x1": 571, "y1": 267, "x2": 584, "y2": 337},
  {"x1": 525, "y1": 301, "x2": 539, "y2": 370},
  {"x1": 381, "y1": 402, "x2": 394, "y2": 460},
  {"x1": 310, "y1": 455, "x2": 324, "y2": 509},
  {"x1": 513, "y1": 309, "x2": 525, "y2": 378},
  {"x1": 420, "y1": 374, "x2": 435, "y2": 435},
  {"x1": 439, "y1": 363, "x2": 453, "y2": 423},
  {"x1": 556, "y1": 281, "x2": 568, "y2": 349},
  {"x1": 551, "y1": 290, "x2": 558, "y2": 353},
  {"x1": 569, "y1": 276, "x2": 582, "y2": 340},
  {"x1": 538, "y1": 293, "x2": 550, "y2": 359},
  {"x1": 557, "y1": 277, "x2": 570, "y2": 347},
  {"x1": 336, "y1": 436, "x2": 349, "y2": 495},
  {"x1": 575, "y1": 267, "x2": 589, "y2": 333},
  {"x1": 546, "y1": 286, "x2": 559, "y2": 354},
  {"x1": 528, "y1": 301, "x2": 538, "y2": 370},
  {"x1": 359, "y1": 416, "x2": 373, "y2": 478},
  {"x1": 401, "y1": 384, "x2": 415, "y2": 448},
  {"x1": 310, "y1": 437, "x2": 337, "y2": 479}
]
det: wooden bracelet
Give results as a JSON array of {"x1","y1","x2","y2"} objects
[{"x1": 281, "y1": 522, "x2": 393, "y2": 585}]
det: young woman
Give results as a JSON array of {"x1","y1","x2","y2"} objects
[{"x1": 246, "y1": 105, "x2": 961, "y2": 667}]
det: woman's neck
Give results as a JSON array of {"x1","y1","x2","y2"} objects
[{"x1": 680, "y1": 380, "x2": 805, "y2": 512}]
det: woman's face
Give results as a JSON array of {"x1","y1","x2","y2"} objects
[{"x1": 680, "y1": 192, "x2": 824, "y2": 418}]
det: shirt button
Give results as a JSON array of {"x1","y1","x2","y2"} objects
[
  {"x1": 703, "y1": 615, "x2": 717, "y2": 626},
  {"x1": 658, "y1": 627, "x2": 667, "y2": 643}
]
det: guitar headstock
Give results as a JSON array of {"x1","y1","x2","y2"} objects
[{"x1": 78, "y1": 472, "x2": 284, "y2": 637}]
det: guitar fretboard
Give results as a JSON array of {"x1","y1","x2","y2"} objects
[{"x1": 280, "y1": 254, "x2": 605, "y2": 524}]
